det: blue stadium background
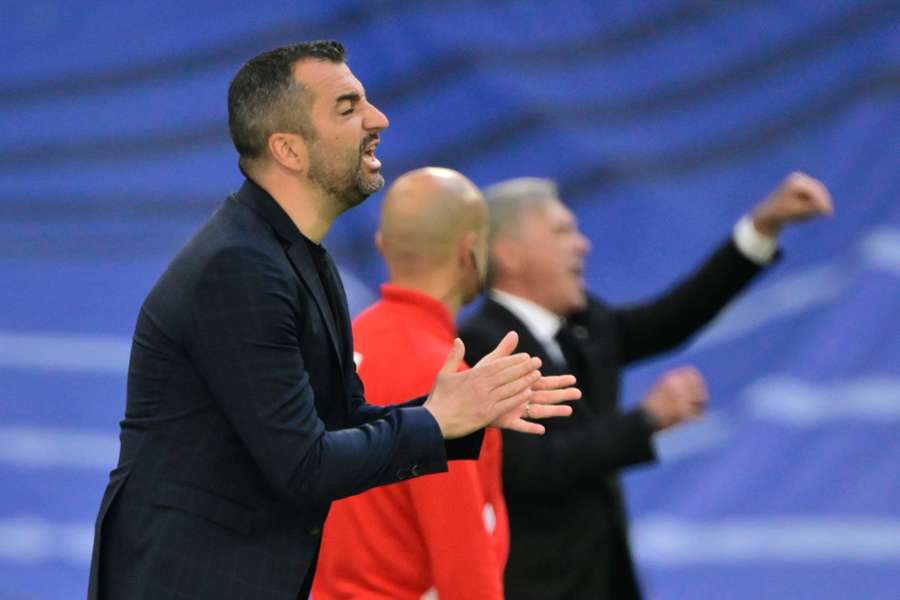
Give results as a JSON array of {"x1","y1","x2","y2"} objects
[{"x1": 2, "y1": 1, "x2": 899, "y2": 598}]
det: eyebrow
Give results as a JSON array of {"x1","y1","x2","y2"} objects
[{"x1": 335, "y1": 92, "x2": 361, "y2": 105}]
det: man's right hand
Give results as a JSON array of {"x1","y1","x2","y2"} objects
[
  {"x1": 424, "y1": 331, "x2": 571, "y2": 439},
  {"x1": 641, "y1": 366, "x2": 708, "y2": 431},
  {"x1": 751, "y1": 171, "x2": 833, "y2": 237}
]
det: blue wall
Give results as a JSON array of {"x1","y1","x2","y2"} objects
[{"x1": 2, "y1": 1, "x2": 898, "y2": 597}]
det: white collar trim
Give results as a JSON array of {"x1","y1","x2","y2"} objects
[{"x1": 489, "y1": 289, "x2": 563, "y2": 347}]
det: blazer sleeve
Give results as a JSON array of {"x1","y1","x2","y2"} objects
[
  {"x1": 186, "y1": 246, "x2": 450, "y2": 508},
  {"x1": 499, "y1": 410, "x2": 655, "y2": 497},
  {"x1": 461, "y1": 324, "x2": 656, "y2": 496},
  {"x1": 343, "y1": 354, "x2": 484, "y2": 461},
  {"x1": 328, "y1": 256, "x2": 483, "y2": 461},
  {"x1": 611, "y1": 238, "x2": 773, "y2": 365}
]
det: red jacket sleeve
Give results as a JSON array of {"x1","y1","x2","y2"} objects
[{"x1": 406, "y1": 462, "x2": 504, "y2": 600}]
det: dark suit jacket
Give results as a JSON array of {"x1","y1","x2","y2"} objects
[
  {"x1": 459, "y1": 239, "x2": 769, "y2": 599},
  {"x1": 88, "y1": 179, "x2": 481, "y2": 600}
]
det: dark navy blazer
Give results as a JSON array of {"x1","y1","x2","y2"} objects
[{"x1": 88, "y1": 179, "x2": 481, "y2": 600}]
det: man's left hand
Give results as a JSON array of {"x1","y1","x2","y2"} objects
[{"x1": 490, "y1": 374, "x2": 580, "y2": 435}]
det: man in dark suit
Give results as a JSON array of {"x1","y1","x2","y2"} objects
[
  {"x1": 459, "y1": 174, "x2": 833, "y2": 599},
  {"x1": 87, "y1": 41, "x2": 578, "y2": 600}
]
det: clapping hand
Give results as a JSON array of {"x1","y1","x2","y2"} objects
[{"x1": 424, "y1": 332, "x2": 580, "y2": 438}]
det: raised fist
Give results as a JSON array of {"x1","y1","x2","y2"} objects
[
  {"x1": 641, "y1": 366, "x2": 708, "y2": 431},
  {"x1": 751, "y1": 171, "x2": 834, "y2": 237}
]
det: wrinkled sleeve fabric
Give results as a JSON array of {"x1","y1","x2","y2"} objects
[
  {"x1": 612, "y1": 238, "x2": 772, "y2": 365},
  {"x1": 343, "y1": 348, "x2": 483, "y2": 460},
  {"x1": 498, "y1": 409, "x2": 655, "y2": 498},
  {"x1": 186, "y1": 246, "x2": 449, "y2": 507}
]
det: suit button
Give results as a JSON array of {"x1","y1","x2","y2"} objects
[
  {"x1": 397, "y1": 465, "x2": 419, "y2": 480},
  {"x1": 307, "y1": 524, "x2": 322, "y2": 536}
]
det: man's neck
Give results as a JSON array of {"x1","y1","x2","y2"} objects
[
  {"x1": 252, "y1": 173, "x2": 340, "y2": 244},
  {"x1": 389, "y1": 274, "x2": 465, "y2": 319},
  {"x1": 280, "y1": 199, "x2": 337, "y2": 244}
]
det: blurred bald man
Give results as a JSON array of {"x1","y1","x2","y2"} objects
[{"x1": 312, "y1": 168, "x2": 577, "y2": 599}]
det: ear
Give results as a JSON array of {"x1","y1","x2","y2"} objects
[
  {"x1": 267, "y1": 132, "x2": 309, "y2": 173},
  {"x1": 458, "y1": 230, "x2": 476, "y2": 267},
  {"x1": 490, "y1": 236, "x2": 519, "y2": 275},
  {"x1": 374, "y1": 230, "x2": 385, "y2": 257}
]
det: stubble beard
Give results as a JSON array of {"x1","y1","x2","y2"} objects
[{"x1": 308, "y1": 136, "x2": 384, "y2": 212}]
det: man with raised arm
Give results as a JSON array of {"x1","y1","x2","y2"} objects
[{"x1": 459, "y1": 173, "x2": 833, "y2": 599}]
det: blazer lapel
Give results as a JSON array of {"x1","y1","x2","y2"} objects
[
  {"x1": 482, "y1": 297, "x2": 597, "y2": 416},
  {"x1": 481, "y1": 298, "x2": 564, "y2": 375},
  {"x1": 285, "y1": 242, "x2": 344, "y2": 370},
  {"x1": 234, "y1": 179, "x2": 344, "y2": 369}
]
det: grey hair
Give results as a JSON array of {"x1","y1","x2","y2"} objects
[
  {"x1": 483, "y1": 177, "x2": 560, "y2": 241},
  {"x1": 482, "y1": 177, "x2": 561, "y2": 285}
]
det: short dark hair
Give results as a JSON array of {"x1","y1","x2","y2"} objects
[{"x1": 228, "y1": 40, "x2": 346, "y2": 171}]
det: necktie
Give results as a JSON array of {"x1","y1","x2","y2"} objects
[{"x1": 554, "y1": 322, "x2": 586, "y2": 376}]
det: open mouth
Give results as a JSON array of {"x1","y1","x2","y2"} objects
[
  {"x1": 361, "y1": 137, "x2": 381, "y2": 171},
  {"x1": 570, "y1": 265, "x2": 585, "y2": 281}
]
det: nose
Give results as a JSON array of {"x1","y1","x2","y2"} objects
[
  {"x1": 364, "y1": 101, "x2": 389, "y2": 132},
  {"x1": 576, "y1": 229, "x2": 591, "y2": 255}
]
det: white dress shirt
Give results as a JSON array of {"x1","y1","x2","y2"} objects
[
  {"x1": 733, "y1": 215, "x2": 778, "y2": 265},
  {"x1": 490, "y1": 288, "x2": 566, "y2": 365}
]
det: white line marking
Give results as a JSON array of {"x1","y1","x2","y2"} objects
[
  {"x1": 654, "y1": 412, "x2": 734, "y2": 461},
  {"x1": 0, "y1": 331, "x2": 130, "y2": 373},
  {"x1": 0, "y1": 265, "x2": 376, "y2": 374},
  {"x1": 0, "y1": 516, "x2": 93, "y2": 565},
  {"x1": 692, "y1": 226, "x2": 900, "y2": 351},
  {"x1": 744, "y1": 376, "x2": 900, "y2": 425},
  {"x1": 633, "y1": 516, "x2": 900, "y2": 564},
  {"x1": 0, "y1": 426, "x2": 117, "y2": 470},
  {"x1": 859, "y1": 227, "x2": 900, "y2": 275},
  {"x1": 691, "y1": 263, "x2": 850, "y2": 350}
]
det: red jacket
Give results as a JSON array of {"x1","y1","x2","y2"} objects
[{"x1": 313, "y1": 285, "x2": 508, "y2": 599}]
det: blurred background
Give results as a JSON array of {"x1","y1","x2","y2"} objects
[{"x1": 2, "y1": 0, "x2": 899, "y2": 598}]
